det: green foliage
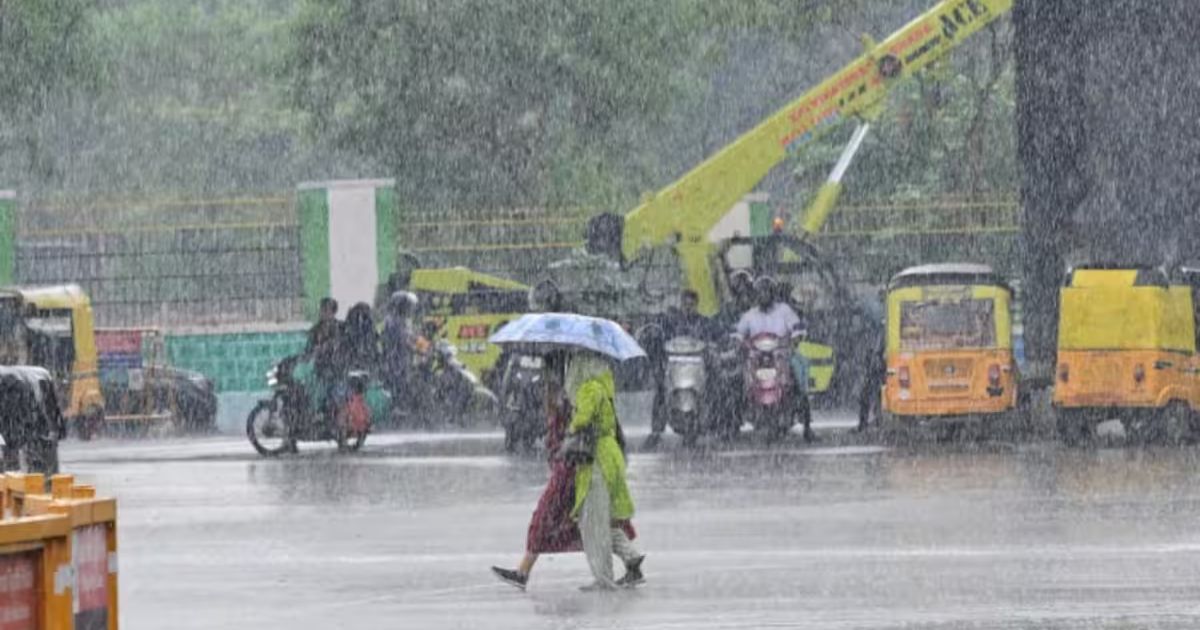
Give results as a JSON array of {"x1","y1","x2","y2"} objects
[
  {"x1": 0, "y1": 0, "x2": 104, "y2": 178},
  {"x1": 285, "y1": 0, "x2": 715, "y2": 208}
]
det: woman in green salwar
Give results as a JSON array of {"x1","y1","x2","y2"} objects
[{"x1": 564, "y1": 352, "x2": 645, "y2": 588}]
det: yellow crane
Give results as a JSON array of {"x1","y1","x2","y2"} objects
[{"x1": 600, "y1": 0, "x2": 1013, "y2": 315}]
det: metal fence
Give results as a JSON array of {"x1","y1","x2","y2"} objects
[
  {"x1": 10, "y1": 194, "x2": 1021, "y2": 329},
  {"x1": 17, "y1": 196, "x2": 303, "y2": 328},
  {"x1": 396, "y1": 198, "x2": 1024, "y2": 286}
]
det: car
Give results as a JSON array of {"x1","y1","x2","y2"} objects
[{"x1": 100, "y1": 364, "x2": 217, "y2": 433}]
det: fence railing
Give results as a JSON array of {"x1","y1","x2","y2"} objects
[
  {"x1": 11, "y1": 194, "x2": 1022, "y2": 329},
  {"x1": 396, "y1": 197, "x2": 1023, "y2": 284},
  {"x1": 18, "y1": 195, "x2": 303, "y2": 328}
]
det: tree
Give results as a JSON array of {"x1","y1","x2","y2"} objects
[
  {"x1": 286, "y1": 0, "x2": 717, "y2": 208},
  {"x1": 0, "y1": 0, "x2": 105, "y2": 180}
]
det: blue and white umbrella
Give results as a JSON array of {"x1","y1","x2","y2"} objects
[{"x1": 489, "y1": 313, "x2": 646, "y2": 362}]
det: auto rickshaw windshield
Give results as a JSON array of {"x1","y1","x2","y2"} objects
[{"x1": 899, "y1": 298, "x2": 996, "y2": 351}]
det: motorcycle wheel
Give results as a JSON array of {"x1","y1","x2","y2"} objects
[
  {"x1": 247, "y1": 399, "x2": 291, "y2": 457},
  {"x1": 335, "y1": 427, "x2": 368, "y2": 453}
]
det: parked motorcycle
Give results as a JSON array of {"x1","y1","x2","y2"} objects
[
  {"x1": 744, "y1": 333, "x2": 813, "y2": 441},
  {"x1": 246, "y1": 356, "x2": 371, "y2": 456},
  {"x1": 498, "y1": 353, "x2": 546, "y2": 452}
]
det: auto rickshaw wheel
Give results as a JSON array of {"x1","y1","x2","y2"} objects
[
  {"x1": 1158, "y1": 402, "x2": 1194, "y2": 446},
  {"x1": 74, "y1": 407, "x2": 105, "y2": 441},
  {"x1": 1055, "y1": 408, "x2": 1091, "y2": 447}
]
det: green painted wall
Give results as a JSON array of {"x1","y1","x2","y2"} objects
[
  {"x1": 166, "y1": 331, "x2": 306, "y2": 393},
  {"x1": 375, "y1": 186, "x2": 397, "y2": 283},
  {"x1": 0, "y1": 195, "x2": 15, "y2": 286},
  {"x1": 297, "y1": 188, "x2": 330, "y2": 320},
  {"x1": 749, "y1": 200, "x2": 772, "y2": 238}
]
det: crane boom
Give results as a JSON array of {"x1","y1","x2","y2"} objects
[{"x1": 619, "y1": 0, "x2": 1013, "y2": 313}]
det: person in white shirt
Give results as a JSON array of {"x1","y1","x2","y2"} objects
[
  {"x1": 735, "y1": 276, "x2": 815, "y2": 441},
  {"x1": 735, "y1": 277, "x2": 803, "y2": 340}
]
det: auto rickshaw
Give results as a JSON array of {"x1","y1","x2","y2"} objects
[
  {"x1": 881, "y1": 264, "x2": 1021, "y2": 438},
  {"x1": 0, "y1": 366, "x2": 65, "y2": 475},
  {"x1": 5, "y1": 285, "x2": 105, "y2": 438},
  {"x1": 1053, "y1": 264, "x2": 1200, "y2": 444}
]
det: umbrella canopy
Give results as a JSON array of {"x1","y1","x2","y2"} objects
[{"x1": 489, "y1": 313, "x2": 646, "y2": 361}]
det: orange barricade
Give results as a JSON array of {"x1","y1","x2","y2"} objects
[{"x1": 0, "y1": 474, "x2": 117, "y2": 630}]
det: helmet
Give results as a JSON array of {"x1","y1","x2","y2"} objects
[
  {"x1": 528, "y1": 279, "x2": 563, "y2": 312},
  {"x1": 753, "y1": 276, "x2": 777, "y2": 305},
  {"x1": 729, "y1": 270, "x2": 754, "y2": 292},
  {"x1": 388, "y1": 291, "x2": 418, "y2": 317}
]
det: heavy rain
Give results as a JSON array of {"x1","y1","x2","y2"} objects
[{"x1": 0, "y1": 0, "x2": 1198, "y2": 628}]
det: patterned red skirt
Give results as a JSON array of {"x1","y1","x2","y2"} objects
[{"x1": 526, "y1": 461, "x2": 635, "y2": 554}]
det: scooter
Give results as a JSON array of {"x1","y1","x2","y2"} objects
[
  {"x1": 664, "y1": 336, "x2": 708, "y2": 446},
  {"x1": 744, "y1": 333, "x2": 812, "y2": 442},
  {"x1": 246, "y1": 355, "x2": 371, "y2": 456},
  {"x1": 499, "y1": 353, "x2": 546, "y2": 451}
]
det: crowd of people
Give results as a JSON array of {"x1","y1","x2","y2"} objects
[{"x1": 302, "y1": 293, "x2": 427, "y2": 412}]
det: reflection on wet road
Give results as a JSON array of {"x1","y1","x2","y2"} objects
[{"x1": 60, "y1": 421, "x2": 1200, "y2": 629}]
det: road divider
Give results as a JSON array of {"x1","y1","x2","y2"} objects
[{"x1": 0, "y1": 473, "x2": 117, "y2": 630}]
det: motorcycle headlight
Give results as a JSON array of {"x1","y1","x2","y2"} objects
[{"x1": 672, "y1": 390, "x2": 699, "y2": 413}]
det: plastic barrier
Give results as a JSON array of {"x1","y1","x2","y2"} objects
[{"x1": 0, "y1": 474, "x2": 117, "y2": 630}]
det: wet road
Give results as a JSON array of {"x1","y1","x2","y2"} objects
[{"x1": 59, "y1": 406, "x2": 1200, "y2": 629}]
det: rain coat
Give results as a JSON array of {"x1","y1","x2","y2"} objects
[{"x1": 567, "y1": 363, "x2": 634, "y2": 521}]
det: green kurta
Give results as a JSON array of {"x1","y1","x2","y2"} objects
[{"x1": 568, "y1": 371, "x2": 634, "y2": 521}]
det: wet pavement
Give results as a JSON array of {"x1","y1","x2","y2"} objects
[{"x1": 59, "y1": 404, "x2": 1200, "y2": 629}]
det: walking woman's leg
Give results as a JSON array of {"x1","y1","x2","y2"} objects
[
  {"x1": 518, "y1": 552, "x2": 538, "y2": 575},
  {"x1": 610, "y1": 528, "x2": 641, "y2": 564},
  {"x1": 492, "y1": 553, "x2": 538, "y2": 590},
  {"x1": 612, "y1": 528, "x2": 646, "y2": 586},
  {"x1": 579, "y1": 465, "x2": 616, "y2": 589}
]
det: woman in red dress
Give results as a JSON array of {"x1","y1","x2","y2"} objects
[{"x1": 491, "y1": 352, "x2": 635, "y2": 590}]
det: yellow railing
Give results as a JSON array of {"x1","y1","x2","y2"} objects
[{"x1": 0, "y1": 473, "x2": 118, "y2": 630}]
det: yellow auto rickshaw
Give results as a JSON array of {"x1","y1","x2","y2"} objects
[
  {"x1": 8, "y1": 285, "x2": 105, "y2": 437},
  {"x1": 881, "y1": 264, "x2": 1021, "y2": 437},
  {"x1": 1053, "y1": 264, "x2": 1200, "y2": 444}
]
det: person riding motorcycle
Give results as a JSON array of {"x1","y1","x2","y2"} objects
[
  {"x1": 735, "y1": 277, "x2": 814, "y2": 440},
  {"x1": 735, "y1": 277, "x2": 803, "y2": 340},
  {"x1": 381, "y1": 291, "x2": 419, "y2": 410},
  {"x1": 718, "y1": 269, "x2": 756, "y2": 331},
  {"x1": 646, "y1": 290, "x2": 721, "y2": 446},
  {"x1": 305, "y1": 297, "x2": 343, "y2": 413},
  {"x1": 341, "y1": 302, "x2": 379, "y2": 373}
]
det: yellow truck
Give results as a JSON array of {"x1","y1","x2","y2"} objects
[{"x1": 1053, "y1": 265, "x2": 1200, "y2": 444}]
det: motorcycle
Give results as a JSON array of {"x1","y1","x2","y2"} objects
[
  {"x1": 663, "y1": 336, "x2": 708, "y2": 446},
  {"x1": 398, "y1": 337, "x2": 498, "y2": 426},
  {"x1": 744, "y1": 333, "x2": 813, "y2": 441},
  {"x1": 498, "y1": 353, "x2": 546, "y2": 452},
  {"x1": 246, "y1": 355, "x2": 372, "y2": 456}
]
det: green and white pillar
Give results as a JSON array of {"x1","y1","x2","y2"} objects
[
  {"x1": 708, "y1": 193, "x2": 770, "y2": 270},
  {"x1": 296, "y1": 179, "x2": 397, "y2": 320},
  {"x1": 0, "y1": 191, "x2": 16, "y2": 286}
]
